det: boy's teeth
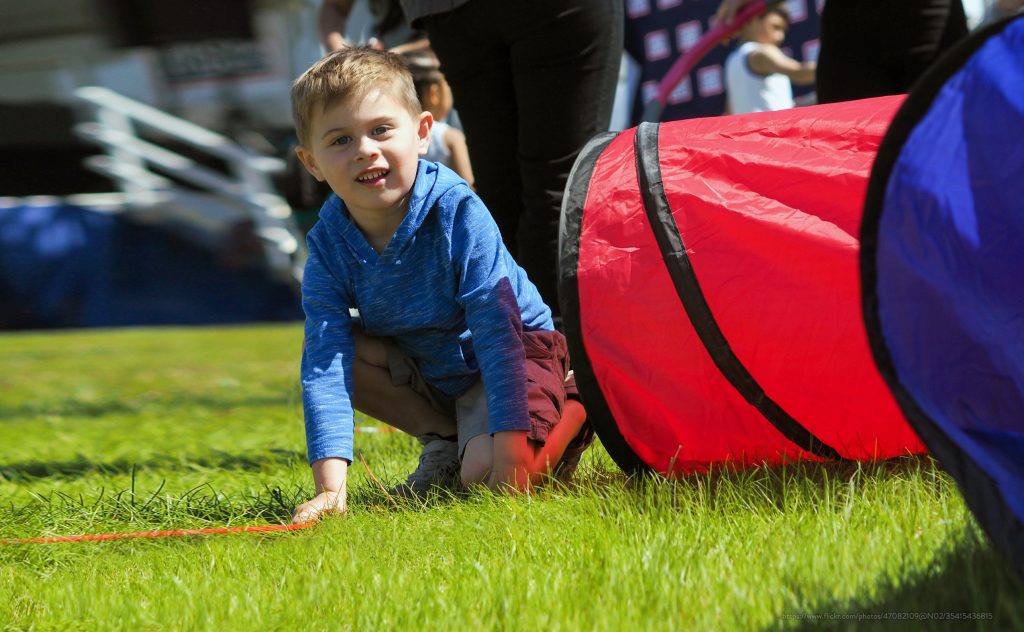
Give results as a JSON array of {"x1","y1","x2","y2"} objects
[{"x1": 358, "y1": 170, "x2": 387, "y2": 182}]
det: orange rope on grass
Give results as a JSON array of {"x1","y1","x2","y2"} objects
[
  {"x1": 1, "y1": 521, "x2": 316, "y2": 545},
  {"x1": 3, "y1": 425, "x2": 396, "y2": 545}
]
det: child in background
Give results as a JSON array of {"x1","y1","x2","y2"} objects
[
  {"x1": 289, "y1": 47, "x2": 591, "y2": 522},
  {"x1": 724, "y1": 4, "x2": 816, "y2": 114},
  {"x1": 401, "y1": 49, "x2": 474, "y2": 187}
]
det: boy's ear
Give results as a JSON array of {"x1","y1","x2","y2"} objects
[
  {"x1": 294, "y1": 145, "x2": 325, "y2": 182},
  {"x1": 417, "y1": 110, "x2": 434, "y2": 156}
]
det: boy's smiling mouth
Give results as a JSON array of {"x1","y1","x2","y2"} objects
[{"x1": 356, "y1": 168, "x2": 389, "y2": 184}]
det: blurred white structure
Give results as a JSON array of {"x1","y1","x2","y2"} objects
[
  {"x1": 72, "y1": 86, "x2": 306, "y2": 283},
  {"x1": 0, "y1": 0, "x2": 320, "y2": 283},
  {"x1": 0, "y1": 0, "x2": 322, "y2": 133}
]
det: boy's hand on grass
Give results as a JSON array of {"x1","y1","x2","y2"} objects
[
  {"x1": 292, "y1": 490, "x2": 346, "y2": 523},
  {"x1": 293, "y1": 457, "x2": 349, "y2": 523},
  {"x1": 487, "y1": 430, "x2": 532, "y2": 493}
]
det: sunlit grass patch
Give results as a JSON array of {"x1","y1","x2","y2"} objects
[{"x1": 0, "y1": 325, "x2": 1020, "y2": 630}]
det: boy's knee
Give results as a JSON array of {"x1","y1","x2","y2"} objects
[
  {"x1": 354, "y1": 331, "x2": 388, "y2": 367},
  {"x1": 460, "y1": 455, "x2": 490, "y2": 487},
  {"x1": 460, "y1": 433, "x2": 492, "y2": 486},
  {"x1": 350, "y1": 353, "x2": 394, "y2": 411}
]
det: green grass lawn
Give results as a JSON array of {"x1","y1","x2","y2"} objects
[{"x1": 0, "y1": 324, "x2": 1020, "y2": 630}]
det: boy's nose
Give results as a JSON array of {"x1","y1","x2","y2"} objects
[{"x1": 355, "y1": 137, "x2": 380, "y2": 160}]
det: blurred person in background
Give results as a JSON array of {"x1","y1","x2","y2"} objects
[
  {"x1": 402, "y1": 48, "x2": 474, "y2": 185},
  {"x1": 320, "y1": 0, "x2": 427, "y2": 53},
  {"x1": 965, "y1": 0, "x2": 1024, "y2": 28},
  {"x1": 990, "y1": 0, "x2": 1024, "y2": 20},
  {"x1": 318, "y1": 0, "x2": 458, "y2": 128},
  {"x1": 724, "y1": 3, "x2": 816, "y2": 114},
  {"x1": 716, "y1": 0, "x2": 969, "y2": 104}
]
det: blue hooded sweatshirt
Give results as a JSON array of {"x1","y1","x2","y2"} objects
[{"x1": 300, "y1": 160, "x2": 553, "y2": 464}]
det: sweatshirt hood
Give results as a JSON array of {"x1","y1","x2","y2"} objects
[{"x1": 316, "y1": 160, "x2": 467, "y2": 262}]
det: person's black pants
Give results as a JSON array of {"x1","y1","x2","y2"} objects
[
  {"x1": 424, "y1": 0, "x2": 623, "y2": 317},
  {"x1": 817, "y1": 0, "x2": 968, "y2": 103}
]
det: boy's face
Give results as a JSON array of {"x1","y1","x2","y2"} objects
[
  {"x1": 749, "y1": 13, "x2": 788, "y2": 46},
  {"x1": 295, "y1": 89, "x2": 431, "y2": 220}
]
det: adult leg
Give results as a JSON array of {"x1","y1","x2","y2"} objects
[
  {"x1": 936, "y1": 0, "x2": 968, "y2": 53},
  {"x1": 818, "y1": 0, "x2": 970, "y2": 103},
  {"x1": 425, "y1": 8, "x2": 523, "y2": 256},
  {"x1": 817, "y1": 0, "x2": 902, "y2": 103},
  {"x1": 427, "y1": 0, "x2": 624, "y2": 314},
  {"x1": 898, "y1": 0, "x2": 968, "y2": 89},
  {"x1": 507, "y1": 0, "x2": 623, "y2": 314},
  {"x1": 878, "y1": 0, "x2": 968, "y2": 91}
]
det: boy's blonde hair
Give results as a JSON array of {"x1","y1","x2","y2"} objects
[{"x1": 291, "y1": 46, "x2": 422, "y2": 147}]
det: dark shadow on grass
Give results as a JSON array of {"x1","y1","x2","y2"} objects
[
  {"x1": 705, "y1": 453, "x2": 935, "y2": 488},
  {"x1": 343, "y1": 449, "x2": 469, "y2": 513},
  {"x1": 347, "y1": 484, "x2": 468, "y2": 513},
  {"x1": 779, "y1": 528, "x2": 1024, "y2": 631},
  {"x1": 616, "y1": 454, "x2": 942, "y2": 515},
  {"x1": 2, "y1": 419, "x2": 407, "y2": 484},
  {"x1": 0, "y1": 448, "x2": 307, "y2": 483},
  {"x1": 0, "y1": 392, "x2": 293, "y2": 421}
]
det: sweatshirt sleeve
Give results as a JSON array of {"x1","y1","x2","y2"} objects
[
  {"x1": 449, "y1": 192, "x2": 531, "y2": 434},
  {"x1": 300, "y1": 240, "x2": 356, "y2": 464}
]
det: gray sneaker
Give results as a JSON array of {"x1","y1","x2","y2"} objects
[{"x1": 389, "y1": 436, "x2": 462, "y2": 498}]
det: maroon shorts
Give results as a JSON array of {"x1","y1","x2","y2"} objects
[{"x1": 385, "y1": 329, "x2": 585, "y2": 457}]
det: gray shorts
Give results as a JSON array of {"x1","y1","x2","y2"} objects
[{"x1": 384, "y1": 330, "x2": 581, "y2": 458}]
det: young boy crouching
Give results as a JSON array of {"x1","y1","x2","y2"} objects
[{"x1": 289, "y1": 47, "x2": 591, "y2": 522}]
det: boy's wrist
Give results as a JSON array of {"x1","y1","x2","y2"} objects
[
  {"x1": 492, "y1": 430, "x2": 530, "y2": 463},
  {"x1": 493, "y1": 428, "x2": 528, "y2": 441},
  {"x1": 489, "y1": 430, "x2": 532, "y2": 492},
  {"x1": 311, "y1": 457, "x2": 349, "y2": 493}
]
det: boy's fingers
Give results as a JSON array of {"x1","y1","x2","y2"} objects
[
  {"x1": 484, "y1": 471, "x2": 505, "y2": 493},
  {"x1": 292, "y1": 501, "x2": 322, "y2": 524},
  {"x1": 292, "y1": 494, "x2": 347, "y2": 523},
  {"x1": 487, "y1": 465, "x2": 531, "y2": 494}
]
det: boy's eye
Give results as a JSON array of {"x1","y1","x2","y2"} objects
[
  {"x1": 331, "y1": 135, "x2": 351, "y2": 146},
  {"x1": 372, "y1": 126, "x2": 391, "y2": 136}
]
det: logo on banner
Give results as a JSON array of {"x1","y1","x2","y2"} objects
[
  {"x1": 676, "y1": 21, "x2": 703, "y2": 52},
  {"x1": 787, "y1": 0, "x2": 808, "y2": 23},
  {"x1": 802, "y1": 39, "x2": 821, "y2": 62},
  {"x1": 626, "y1": 0, "x2": 651, "y2": 18},
  {"x1": 668, "y1": 77, "x2": 693, "y2": 104},
  {"x1": 644, "y1": 29, "x2": 672, "y2": 61},
  {"x1": 697, "y1": 66, "x2": 723, "y2": 97}
]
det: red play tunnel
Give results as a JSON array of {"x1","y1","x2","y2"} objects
[{"x1": 558, "y1": 96, "x2": 926, "y2": 475}]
